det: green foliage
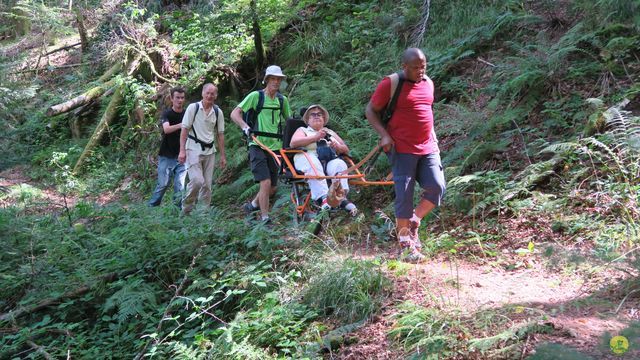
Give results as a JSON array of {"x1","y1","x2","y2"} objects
[
  {"x1": 8, "y1": 0, "x2": 76, "y2": 41},
  {"x1": 468, "y1": 320, "x2": 553, "y2": 357},
  {"x1": 389, "y1": 301, "x2": 466, "y2": 358},
  {"x1": 166, "y1": 0, "x2": 293, "y2": 88},
  {"x1": 528, "y1": 342, "x2": 595, "y2": 360},
  {"x1": 103, "y1": 277, "x2": 159, "y2": 324},
  {"x1": 446, "y1": 170, "x2": 511, "y2": 217},
  {"x1": 215, "y1": 292, "x2": 318, "y2": 356},
  {"x1": 0, "y1": 202, "x2": 301, "y2": 358},
  {"x1": 303, "y1": 258, "x2": 391, "y2": 323}
]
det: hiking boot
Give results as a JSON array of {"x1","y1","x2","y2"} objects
[
  {"x1": 401, "y1": 248, "x2": 426, "y2": 263},
  {"x1": 340, "y1": 200, "x2": 358, "y2": 217},
  {"x1": 243, "y1": 202, "x2": 259, "y2": 215},
  {"x1": 318, "y1": 196, "x2": 331, "y2": 210}
]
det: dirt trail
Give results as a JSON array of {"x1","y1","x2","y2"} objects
[
  {"x1": 336, "y1": 251, "x2": 636, "y2": 359},
  {"x1": 0, "y1": 166, "x2": 130, "y2": 211},
  {"x1": 0, "y1": 166, "x2": 78, "y2": 210}
]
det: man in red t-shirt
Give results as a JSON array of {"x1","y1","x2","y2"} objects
[{"x1": 365, "y1": 48, "x2": 446, "y2": 262}]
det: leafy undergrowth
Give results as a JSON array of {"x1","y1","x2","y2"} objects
[{"x1": 2, "y1": 0, "x2": 640, "y2": 358}]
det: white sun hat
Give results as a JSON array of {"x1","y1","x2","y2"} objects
[{"x1": 263, "y1": 65, "x2": 286, "y2": 83}]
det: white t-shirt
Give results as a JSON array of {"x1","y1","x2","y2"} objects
[{"x1": 181, "y1": 101, "x2": 225, "y2": 156}]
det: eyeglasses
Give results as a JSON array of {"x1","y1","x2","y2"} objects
[{"x1": 309, "y1": 112, "x2": 324, "y2": 118}]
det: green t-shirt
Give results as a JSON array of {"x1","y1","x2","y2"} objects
[{"x1": 238, "y1": 90, "x2": 291, "y2": 150}]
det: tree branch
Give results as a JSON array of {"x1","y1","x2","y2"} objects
[
  {"x1": 26, "y1": 340, "x2": 54, "y2": 360},
  {"x1": 43, "y1": 42, "x2": 81, "y2": 56}
]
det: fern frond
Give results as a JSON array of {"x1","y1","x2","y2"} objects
[
  {"x1": 103, "y1": 277, "x2": 158, "y2": 323},
  {"x1": 540, "y1": 142, "x2": 580, "y2": 155}
]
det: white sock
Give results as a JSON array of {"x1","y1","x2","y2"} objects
[
  {"x1": 261, "y1": 215, "x2": 269, "y2": 221},
  {"x1": 410, "y1": 213, "x2": 421, "y2": 224},
  {"x1": 345, "y1": 202, "x2": 356, "y2": 211},
  {"x1": 251, "y1": 199, "x2": 259, "y2": 208},
  {"x1": 399, "y1": 234, "x2": 412, "y2": 246}
]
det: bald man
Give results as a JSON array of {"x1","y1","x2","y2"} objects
[
  {"x1": 365, "y1": 48, "x2": 446, "y2": 262},
  {"x1": 178, "y1": 83, "x2": 226, "y2": 214}
]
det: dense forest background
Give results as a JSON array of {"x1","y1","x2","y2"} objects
[{"x1": 1, "y1": 0, "x2": 639, "y2": 358}]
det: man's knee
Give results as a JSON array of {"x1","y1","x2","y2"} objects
[
  {"x1": 190, "y1": 177, "x2": 205, "y2": 190},
  {"x1": 259, "y1": 178, "x2": 271, "y2": 190},
  {"x1": 421, "y1": 180, "x2": 446, "y2": 207}
]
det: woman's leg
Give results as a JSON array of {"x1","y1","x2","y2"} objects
[{"x1": 294, "y1": 153, "x2": 328, "y2": 200}]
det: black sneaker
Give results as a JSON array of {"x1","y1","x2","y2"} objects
[
  {"x1": 261, "y1": 217, "x2": 274, "y2": 229},
  {"x1": 243, "y1": 202, "x2": 259, "y2": 215}
]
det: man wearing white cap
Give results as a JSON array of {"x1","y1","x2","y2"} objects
[{"x1": 231, "y1": 65, "x2": 292, "y2": 224}]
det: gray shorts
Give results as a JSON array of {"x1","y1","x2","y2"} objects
[
  {"x1": 389, "y1": 150, "x2": 446, "y2": 219},
  {"x1": 249, "y1": 145, "x2": 279, "y2": 184}
]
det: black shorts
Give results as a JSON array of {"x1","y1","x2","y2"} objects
[{"x1": 249, "y1": 145, "x2": 279, "y2": 185}]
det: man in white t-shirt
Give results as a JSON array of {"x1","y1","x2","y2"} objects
[{"x1": 178, "y1": 83, "x2": 226, "y2": 214}]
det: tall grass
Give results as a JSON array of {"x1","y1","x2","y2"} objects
[{"x1": 303, "y1": 258, "x2": 391, "y2": 323}]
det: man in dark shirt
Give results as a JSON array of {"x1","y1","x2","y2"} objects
[{"x1": 148, "y1": 87, "x2": 187, "y2": 207}]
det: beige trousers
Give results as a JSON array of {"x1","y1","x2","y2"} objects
[{"x1": 183, "y1": 150, "x2": 216, "y2": 213}]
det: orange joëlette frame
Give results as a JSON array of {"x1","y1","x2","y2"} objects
[{"x1": 251, "y1": 135, "x2": 393, "y2": 186}]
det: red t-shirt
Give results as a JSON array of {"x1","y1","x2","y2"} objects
[{"x1": 370, "y1": 76, "x2": 439, "y2": 155}]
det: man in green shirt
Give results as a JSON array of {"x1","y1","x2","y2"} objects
[{"x1": 231, "y1": 65, "x2": 292, "y2": 224}]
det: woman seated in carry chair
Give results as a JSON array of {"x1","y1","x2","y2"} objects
[{"x1": 289, "y1": 104, "x2": 358, "y2": 216}]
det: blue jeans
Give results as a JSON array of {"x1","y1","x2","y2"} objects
[{"x1": 148, "y1": 156, "x2": 186, "y2": 207}]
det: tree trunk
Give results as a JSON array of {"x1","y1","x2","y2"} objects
[
  {"x1": 73, "y1": 86, "x2": 124, "y2": 174},
  {"x1": 75, "y1": 9, "x2": 89, "y2": 53},
  {"x1": 12, "y1": 5, "x2": 31, "y2": 37},
  {"x1": 408, "y1": 0, "x2": 431, "y2": 48},
  {"x1": 47, "y1": 79, "x2": 115, "y2": 116},
  {"x1": 250, "y1": 0, "x2": 266, "y2": 71}
]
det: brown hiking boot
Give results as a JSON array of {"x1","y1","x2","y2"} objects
[
  {"x1": 400, "y1": 247, "x2": 426, "y2": 263},
  {"x1": 398, "y1": 228, "x2": 425, "y2": 263}
]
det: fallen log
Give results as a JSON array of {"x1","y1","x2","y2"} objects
[
  {"x1": 42, "y1": 42, "x2": 81, "y2": 57},
  {"x1": 46, "y1": 79, "x2": 115, "y2": 117},
  {"x1": 0, "y1": 269, "x2": 135, "y2": 322},
  {"x1": 72, "y1": 86, "x2": 124, "y2": 174},
  {"x1": 97, "y1": 61, "x2": 123, "y2": 83}
]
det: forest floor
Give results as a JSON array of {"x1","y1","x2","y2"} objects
[
  {"x1": 2, "y1": 166, "x2": 637, "y2": 359},
  {"x1": 336, "y1": 233, "x2": 638, "y2": 359}
]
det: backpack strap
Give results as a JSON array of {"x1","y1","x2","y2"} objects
[
  {"x1": 276, "y1": 92, "x2": 285, "y2": 136},
  {"x1": 256, "y1": 90, "x2": 265, "y2": 114},
  {"x1": 383, "y1": 71, "x2": 405, "y2": 126},
  {"x1": 248, "y1": 90, "x2": 284, "y2": 139},
  {"x1": 188, "y1": 102, "x2": 215, "y2": 151},
  {"x1": 213, "y1": 105, "x2": 221, "y2": 133},
  {"x1": 189, "y1": 102, "x2": 200, "y2": 142},
  {"x1": 276, "y1": 92, "x2": 284, "y2": 118}
]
